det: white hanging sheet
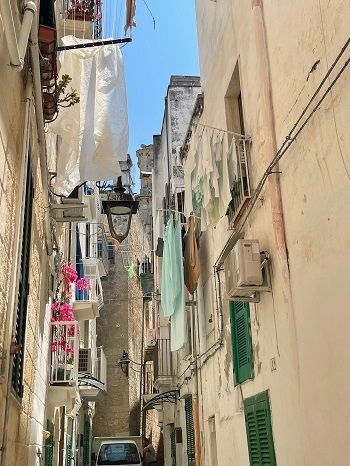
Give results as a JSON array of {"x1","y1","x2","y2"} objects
[{"x1": 49, "y1": 36, "x2": 128, "y2": 196}]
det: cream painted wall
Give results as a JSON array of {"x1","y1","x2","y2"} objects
[{"x1": 183, "y1": 0, "x2": 350, "y2": 465}]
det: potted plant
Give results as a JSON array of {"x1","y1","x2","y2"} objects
[{"x1": 43, "y1": 74, "x2": 80, "y2": 122}]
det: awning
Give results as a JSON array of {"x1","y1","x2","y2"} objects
[
  {"x1": 142, "y1": 390, "x2": 180, "y2": 411},
  {"x1": 78, "y1": 372, "x2": 105, "y2": 391}
]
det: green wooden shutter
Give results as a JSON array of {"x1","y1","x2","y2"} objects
[
  {"x1": 65, "y1": 434, "x2": 72, "y2": 466},
  {"x1": 244, "y1": 391, "x2": 276, "y2": 466},
  {"x1": 185, "y1": 397, "x2": 195, "y2": 466},
  {"x1": 83, "y1": 416, "x2": 91, "y2": 466},
  {"x1": 12, "y1": 159, "x2": 34, "y2": 398},
  {"x1": 170, "y1": 425, "x2": 176, "y2": 466},
  {"x1": 230, "y1": 301, "x2": 253, "y2": 384},
  {"x1": 44, "y1": 419, "x2": 54, "y2": 466}
]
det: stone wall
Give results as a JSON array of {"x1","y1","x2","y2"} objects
[{"x1": 0, "y1": 4, "x2": 53, "y2": 463}]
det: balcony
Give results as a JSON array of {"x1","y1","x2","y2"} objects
[
  {"x1": 94, "y1": 233, "x2": 109, "y2": 276},
  {"x1": 48, "y1": 321, "x2": 79, "y2": 407},
  {"x1": 78, "y1": 346, "x2": 107, "y2": 398},
  {"x1": 153, "y1": 339, "x2": 175, "y2": 391},
  {"x1": 144, "y1": 329, "x2": 156, "y2": 362},
  {"x1": 227, "y1": 137, "x2": 252, "y2": 228},
  {"x1": 72, "y1": 276, "x2": 103, "y2": 320}
]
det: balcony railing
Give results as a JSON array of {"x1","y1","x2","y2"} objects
[
  {"x1": 95, "y1": 232, "x2": 109, "y2": 275},
  {"x1": 75, "y1": 276, "x2": 103, "y2": 308},
  {"x1": 78, "y1": 346, "x2": 107, "y2": 394},
  {"x1": 50, "y1": 321, "x2": 79, "y2": 385},
  {"x1": 227, "y1": 137, "x2": 252, "y2": 228},
  {"x1": 153, "y1": 339, "x2": 174, "y2": 379}
]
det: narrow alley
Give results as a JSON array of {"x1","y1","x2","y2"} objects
[{"x1": 0, "y1": 1, "x2": 349, "y2": 466}]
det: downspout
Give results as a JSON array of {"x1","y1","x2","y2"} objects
[
  {"x1": 251, "y1": 0, "x2": 289, "y2": 278},
  {"x1": 29, "y1": 1, "x2": 54, "y2": 256},
  {"x1": 0, "y1": 0, "x2": 36, "y2": 70},
  {"x1": 0, "y1": 0, "x2": 53, "y2": 255}
]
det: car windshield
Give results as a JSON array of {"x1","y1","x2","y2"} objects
[{"x1": 97, "y1": 443, "x2": 140, "y2": 465}]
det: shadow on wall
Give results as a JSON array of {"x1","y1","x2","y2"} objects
[
  {"x1": 129, "y1": 400, "x2": 141, "y2": 436},
  {"x1": 157, "y1": 432, "x2": 164, "y2": 466}
]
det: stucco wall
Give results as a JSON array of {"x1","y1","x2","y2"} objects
[
  {"x1": 0, "y1": 5, "x2": 53, "y2": 465},
  {"x1": 189, "y1": 0, "x2": 350, "y2": 465}
]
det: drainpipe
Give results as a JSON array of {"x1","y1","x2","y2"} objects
[
  {"x1": 29, "y1": 1, "x2": 54, "y2": 256},
  {"x1": 0, "y1": 0, "x2": 36, "y2": 70},
  {"x1": 251, "y1": 0, "x2": 289, "y2": 278}
]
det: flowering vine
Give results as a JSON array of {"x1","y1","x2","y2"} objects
[{"x1": 50, "y1": 259, "x2": 82, "y2": 364}]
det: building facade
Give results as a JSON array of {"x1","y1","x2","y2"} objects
[{"x1": 149, "y1": 1, "x2": 350, "y2": 466}]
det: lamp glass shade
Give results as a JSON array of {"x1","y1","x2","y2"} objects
[{"x1": 109, "y1": 205, "x2": 131, "y2": 215}]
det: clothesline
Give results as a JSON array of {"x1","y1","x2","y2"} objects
[
  {"x1": 194, "y1": 122, "x2": 251, "y2": 140},
  {"x1": 156, "y1": 208, "x2": 201, "y2": 220}
]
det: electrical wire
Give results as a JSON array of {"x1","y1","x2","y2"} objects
[{"x1": 216, "y1": 36, "x2": 350, "y2": 266}]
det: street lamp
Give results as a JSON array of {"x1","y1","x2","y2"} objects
[
  {"x1": 117, "y1": 350, "x2": 143, "y2": 377},
  {"x1": 102, "y1": 177, "x2": 139, "y2": 243}
]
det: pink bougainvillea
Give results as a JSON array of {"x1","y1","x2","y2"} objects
[
  {"x1": 76, "y1": 277, "x2": 92, "y2": 291},
  {"x1": 50, "y1": 260, "x2": 80, "y2": 361}
]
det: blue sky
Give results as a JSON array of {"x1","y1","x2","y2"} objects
[{"x1": 103, "y1": 0, "x2": 200, "y2": 192}]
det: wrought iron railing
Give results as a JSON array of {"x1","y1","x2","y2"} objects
[
  {"x1": 153, "y1": 339, "x2": 174, "y2": 379},
  {"x1": 227, "y1": 137, "x2": 252, "y2": 228},
  {"x1": 50, "y1": 321, "x2": 79, "y2": 385}
]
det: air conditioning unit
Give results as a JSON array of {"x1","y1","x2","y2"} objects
[
  {"x1": 224, "y1": 239, "x2": 271, "y2": 302},
  {"x1": 51, "y1": 187, "x2": 95, "y2": 222},
  {"x1": 146, "y1": 329, "x2": 157, "y2": 348}
]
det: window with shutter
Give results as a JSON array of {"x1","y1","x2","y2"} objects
[
  {"x1": 230, "y1": 301, "x2": 253, "y2": 385},
  {"x1": 44, "y1": 419, "x2": 54, "y2": 466},
  {"x1": 12, "y1": 158, "x2": 34, "y2": 398},
  {"x1": 184, "y1": 396, "x2": 195, "y2": 466},
  {"x1": 65, "y1": 434, "x2": 72, "y2": 466},
  {"x1": 244, "y1": 391, "x2": 276, "y2": 466},
  {"x1": 83, "y1": 416, "x2": 91, "y2": 466},
  {"x1": 170, "y1": 424, "x2": 176, "y2": 466}
]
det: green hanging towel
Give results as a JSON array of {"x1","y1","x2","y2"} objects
[{"x1": 128, "y1": 262, "x2": 136, "y2": 278}]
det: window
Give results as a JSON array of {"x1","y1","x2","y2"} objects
[
  {"x1": 208, "y1": 417, "x2": 218, "y2": 466},
  {"x1": 65, "y1": 434, "x2": 72, "y2": 466},
  {"x1": 170, "y1": 424, "x2": 176, "y2": 466},
  {"x1": 83, "y1": 416, "x2": 90, "y2": 466},
  {"x1": 184, "y1": 396, "x2": 195, "y2": 466},
  {"x1": 230, "y1": 301, "x2": 253, "y2": 385},
  {"x1": 12, "y1": 158, "x2": 34, "y2": 398},
  {"x1": 225, "y1": 63, "x2": 251, "y2": 227},
  {"x1": 98, "y1": 443, "x2": 140, "y2": 465},
  {"x1": 244, "y1": 391, "x2": 276, "y2": 466},
  {"x1": 44, "y1": 419, "x2": 54, "y2": 466}
]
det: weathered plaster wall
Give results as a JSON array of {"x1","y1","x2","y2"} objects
[
  {"x1": 191, "y1": 0, "x2": 350, "y2": 465},
  {"x1": 0, "y1": 4, "x2": 53, "y2": 465}
]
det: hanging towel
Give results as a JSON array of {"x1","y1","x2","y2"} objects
[
  {"x1": 170, "y1": 219, "x2": 187, "y2": 351},
  {"x1": 161, "y1": 216, "x2": 175, "y2": 317},
  {"x1": 184, "y1": 216, "x2": 200, "y2": 294}
]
